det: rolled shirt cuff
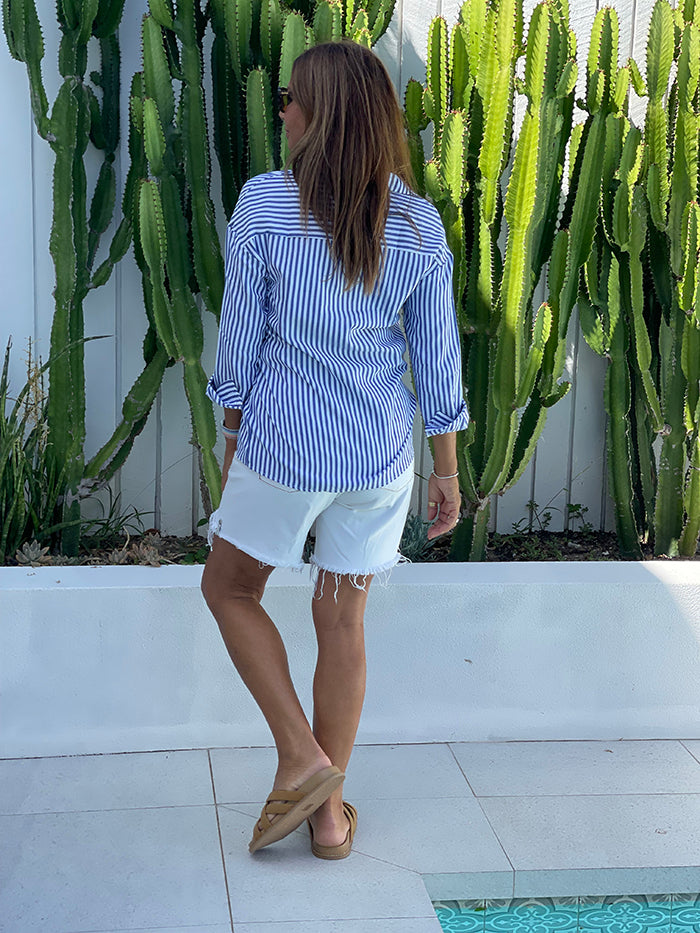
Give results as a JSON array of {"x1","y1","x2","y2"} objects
[
  {"x1": 206, "y1": 377, "x2": 245, "y2": 411},
  {"x1": 424, "y1": 403, "x2": 470, "y2": 437}
]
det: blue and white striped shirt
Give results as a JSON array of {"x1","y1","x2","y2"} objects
[{"x1": 206, "y1": 170, "x2": 469, "y2": 492}]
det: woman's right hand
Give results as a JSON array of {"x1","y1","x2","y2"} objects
[
  {"x1": 426, "y1": 472, "x2": 461, "y2": 540},
  {"x1": 221, "y1": 437, "x2": 237, "y2": 493}
]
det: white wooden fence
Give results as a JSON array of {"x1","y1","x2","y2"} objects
[{"x1": 0, "y1": 0, "x2": 656, "y2": 537}]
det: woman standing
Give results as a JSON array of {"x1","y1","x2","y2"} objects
[{"x1": 201, "y1": 40, "x2": 469, "y2": 860}]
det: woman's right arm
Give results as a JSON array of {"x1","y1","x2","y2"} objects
[{"x1": 402, "y1": 244, "x2": 470, "y2": 538}]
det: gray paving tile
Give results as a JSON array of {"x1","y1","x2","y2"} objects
[
  {"x1": 63, "y1": 928, "x2": 232, "y2": 933},
  {"x1": 0, "y1": 807, "x2": 229, "y2": 933},
  {"x1": 511, "y1": 867, "x2": 700, "y2": 899},
  {"x1": 0, "y1": 750, "x2": 214, "y2": 814},
  {"x1": 423, "y1": 871, "x2": 515, "y2": 900},
  {"x1": 479, "y1": 794, "x2": 700, "y2": 871},
  {"x1": 343, "y1": 744, "x2": 474, "y2": 799},
  {"x1": 223, "y1": 793, "x2": 511, "y2": 874},
  {"x1": 209, "y1": 743, "x2": 473, "y2": 805},
  {"x1": 449, "y1": 741, "x2": 700, "y2": 797},
  {"x1": 233, "y1": 921, "x2": 442, "y2": 932},
  {"x1": 216, "y1": 806, "x2": 436, "y2": 924},
  {"x1": 681, "y1": 741, "x2": 700, "y2": 766}
]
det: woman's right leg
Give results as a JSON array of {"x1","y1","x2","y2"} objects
[
  {"x1": 307, "y1": 571, "x2": 372, "y2": 846},
  {"x1": 201, "y1": 535, "x2": 332, "y2": 791}
]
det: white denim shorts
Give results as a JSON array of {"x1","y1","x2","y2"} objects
[{"x1": 207, "y1": 457, "x2": 414, "y2": 597}]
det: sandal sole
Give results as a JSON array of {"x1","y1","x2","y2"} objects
[{"x1": 249, "y1": 766, "x2": 345, "y2": 853}]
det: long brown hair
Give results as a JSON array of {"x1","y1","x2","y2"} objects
[{"x1": 287, "y1": 41, "x2": 415, "y2": 295}]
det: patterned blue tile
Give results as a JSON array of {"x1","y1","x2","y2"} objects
[
  {"x1": 484, "y1": 898, "x2": 578, "y2": 933},
  {"x1": 670, "y1": 893, "x2": 700, "y2": 933},
  {"x1": 434, "y1": 900, "x2": 486, "y2": 933},
  {"x1": 434, "y1": 896, "x2": 700, "y2": 933},
  {"x1": 578, "y1": 895, "x2": 671, "y2": 933}
]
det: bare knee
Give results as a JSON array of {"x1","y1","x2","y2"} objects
[
  {"x1": 201, "y1": 536, "x2": 272, "y2": 613},
  {"x1": 311, "y1": 571, "x2": 371, "y2": 634}
]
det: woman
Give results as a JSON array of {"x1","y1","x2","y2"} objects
[{"x1": 201, "y1": 40, "x2": 469, "y2": 860}]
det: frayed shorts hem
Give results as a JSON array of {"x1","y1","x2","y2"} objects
[
  {"x1": 309, "y1": 552, "x2": 411, "y2": 602},
  {"x1": 208, "y1": 517, "x2": 306, "y2": 573}
]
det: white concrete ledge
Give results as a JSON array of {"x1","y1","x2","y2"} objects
[{"x1": 2, "y1": 562, "x2": 699, "y2": 757}]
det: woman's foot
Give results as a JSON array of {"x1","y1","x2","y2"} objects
[
  {"x1": 307, "y1": 795, "x2": 351, "y2": 846},
  {"x1": 272, "y1": 751, "x2": 335, "y2": 798}
]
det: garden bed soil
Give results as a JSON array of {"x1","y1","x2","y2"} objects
[{"x1": 7, "y1": 528, "x2": 695, "y2": 567}]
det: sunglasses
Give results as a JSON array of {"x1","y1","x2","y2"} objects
[{"x1": 277, "y1": 87, "x2": 293, "y2": 113}]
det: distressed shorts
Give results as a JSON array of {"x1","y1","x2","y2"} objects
[{"x1": 207, "y1": 457, "x2": 414, "y2": 597}]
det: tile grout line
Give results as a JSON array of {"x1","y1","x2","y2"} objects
[
  {"x1": 208, "y1": 749, "x2": 236, "y2": 933},
  {"x1": 445, "y1": 743, "x2": 517, "y2": 897}
]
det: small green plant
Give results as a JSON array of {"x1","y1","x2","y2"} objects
[
  {"x1": 512, "y1": 499, "x2": 554, "y2": 533},
  {"x1": 566, "y1": 502, "x2": 593, "y2": 533},
  {"x1": 1, "y1": 338, "x2": 151, "y2": 565},
  {"x1": 400, "y1": 511, "x2": 437, "y2": 562}
]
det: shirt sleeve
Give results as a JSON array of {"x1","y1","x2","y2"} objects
[
  {"x1": 206, "y1": 202, "x2": 267, "y2": 410},
  {"x1": 403, "y1": 244, "x2": 470, "y2": 437}
]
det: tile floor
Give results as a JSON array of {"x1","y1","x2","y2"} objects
[{"x1": 1, "y1": 740, "x2": 700, "y2": 933}]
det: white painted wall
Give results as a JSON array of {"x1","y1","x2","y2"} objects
[
  {"x1": 2, "y1": 562, "x2": 699, "y2": 757},
  {"x1": 0, "y1": 0, "x2": 655, "y2": 537}
]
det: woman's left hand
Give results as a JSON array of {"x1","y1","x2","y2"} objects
[{"x1": 426, "y1": 473, "x2": 461, "y2": 540}]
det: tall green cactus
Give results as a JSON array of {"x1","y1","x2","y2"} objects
[
  {"x1": 581, "y1": 0, "x2": 700, "y2": 558},
  {"x1": 408, "y1": 0, "x2": 587, "y2": 560},
  {"x1": 1, "y1": 0, "x2": 165, "y2": 554}
]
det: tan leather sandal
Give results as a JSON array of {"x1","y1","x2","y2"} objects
[
  {"x1": 249, "y1": 765, "x2": 345, "y2": 853},
  {"x1": 307, "y1": 800, "x2": 357, "y2": 860}
]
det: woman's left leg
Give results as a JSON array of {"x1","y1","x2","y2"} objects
[{"x1": 307, "y1": 571, "x2": 372, "y2": 846}]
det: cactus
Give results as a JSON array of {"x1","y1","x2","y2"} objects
[
  {"x1": 580, "y1": 0, "x2": 700, "y2": 558},
  {"x1": 1, "y1": 0, "x2": 156, "y2": 554},
  {"x1": 409, "y1": 0, "x2": 585, "y2": 560}
]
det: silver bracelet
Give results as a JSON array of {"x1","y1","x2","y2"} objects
[
  {"x1": 431, "y1": 469, "x2": 459, "y2": 480},
  {"x1": 222, "y1": 422, "x2": 239, "y2": 439}
]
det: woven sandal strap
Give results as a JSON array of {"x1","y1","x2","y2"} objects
[
  {"x1": 343, "y1": 801, "x2": 357, "y2": 833},
  {"x1": 265, "y1": 788, "x2": 305, "y2": 805}
]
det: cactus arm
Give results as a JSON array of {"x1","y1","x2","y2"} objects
[
  {"x1": 184, "y1": 362, "x2": 221, "y2": 508},
  {"x1": 424, "y1": 17, "x2": 448, "y2": 146},
  {"x1": 143, "y1": 14, "x2": 175, "y2": 125},
  {"x1": 679, "y1": 433, "x2": 700, "y2": 556},
  {"x1": 90, "y1": 214, "x2": 132, "y2": 289},
  {"x1": 279, "y1": 11, "x2": 307, "y2": 87},
  {"x1": 604, "y1": 255, "x2": 643, "y2": 558},
  {"x1": 669, "y1": 26, "x2": 700, "y2": 276},
  {"x1": 84, "y1": 344, "x2": 169, "y2": 481},
  {"x1": 367, "y1": 0, "x2": 395, "y2": 43},
  {"x1": 87, "y1": 160, "x2": 116, "y2": 268},
  {"x1": 247, "y1": 67, "x2": 275, "y2": 177},
  {"x1": 679, "y1": 202, "x2": 700, "y2": 315},
  {"x1": 558, "y1": 111, "x2": 606, "y2": 338},
  {"x1": 515, "y1": 302, "x2": 551, "y2": 408},
  {"x1": 3, "y1": 0, "x2": 51, "y2": 136},
  {"x1": 654, "y1": 310, "x2": 687, "y2": 556},
  {"x1": 260, "y1": 0, "x2": 283, "y2": 72},
  {"x1": 224, "y1": 0, "x2": 252, "y2": 84},
  {"x1": 504, "y1": 392, "x2": 547, "y2": 490},
  {"x1": 645, "y1": 0, "x2": 675, "y2": 230},
  {"x1": 478, "y1": 63, "x2": 512, "y2": 225},
  {"x1": 138, "y1": 179, "x2": 178, "y2": 360},
  {"x1": 180, "y1": 0, "x2": 224, "y2": 319},
  {"x1": 211, "y1": 34, "x2": 242, "y2": 216}
]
